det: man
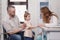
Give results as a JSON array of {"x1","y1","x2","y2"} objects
[{"x1": 2, "y1": 5, "x2": 25, "y2": 40}]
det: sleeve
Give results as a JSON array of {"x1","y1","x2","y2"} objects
[
  {"x1": 3, "y1": 21, "x2": 13, "y2": 32},
  {"x1": 45, "y1": 16, "x2": 58, "y2": 27}
]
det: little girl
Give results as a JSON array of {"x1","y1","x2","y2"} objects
[{"x1": 24, "y1": 11, "x2": 35, "y2": 40}]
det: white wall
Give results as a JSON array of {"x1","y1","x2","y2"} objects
[
  {"x1": 1, "y1": 0, "x2": 8, "y2": 40},
  {"x1": 28, "y1": 0, "x2": 39, "y2": 26},
  {"x1": 2, "y1": 0, "x2": 8, "y2": 20},
  {"x1": 0, "y1": 0, "x2": 3, "y2": 40}
]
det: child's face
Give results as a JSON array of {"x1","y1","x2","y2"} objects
[{"x1": 26, "y1": 15, "x2": 31, "y2": 21}]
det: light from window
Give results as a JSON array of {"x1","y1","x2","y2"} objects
[
  {"x1": 13, "y1": 5, "x2": 26, "y2": 22},
  {"x1": 10, "y1": 0, "x2": 26, "y2": 2}
]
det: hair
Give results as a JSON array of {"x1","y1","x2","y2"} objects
[
  {"x1": 7, "y1": 5, "x2": 15, "y2": 11},
  {"x1": 24, "y1": 11, "x2": 30, "y2": 20},
  {"x1": 40, "y1": 7, "x2": 58, "y2": 23}
]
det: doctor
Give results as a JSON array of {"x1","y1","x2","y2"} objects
[{"x1": 37, "y1": 7, "x2": 58, "y2": 40}]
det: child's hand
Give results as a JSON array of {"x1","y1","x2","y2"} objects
[{"x1": 38, "y1": 24, "x2": 44, "y2": 27}]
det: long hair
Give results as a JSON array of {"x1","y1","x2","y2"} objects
[{"x1": 40, "y1": 7, "x2": 58, "y2": 23}]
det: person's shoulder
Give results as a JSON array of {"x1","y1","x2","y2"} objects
[
  {"x1": 52, "y1": 12, "x2": 58, "y2": 18},
  {"x1": 52, "y1": 15, "x2": 57, "y2": 19}
]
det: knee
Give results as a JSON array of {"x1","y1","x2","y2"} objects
[
  {"x1": 15, "y1": 35, "x2": 21, "y2": 39},
  {"x1": 10, "y1": 34, "x2": 21, "y2": 40}
]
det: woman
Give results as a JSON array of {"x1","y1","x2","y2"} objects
[{"x1": 37, "y1": 7, "x2": 58, "y2": 40}]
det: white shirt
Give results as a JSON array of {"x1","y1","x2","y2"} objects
[
  {"x1": 2, "y1": 15, "x2": 21, "y2": 33},
  {"x1": 24, "y1": 21, "x2": 33, "y2": 38},
  {"x1": 45, "y1": 15, "x2": 58, "y2": 27}
]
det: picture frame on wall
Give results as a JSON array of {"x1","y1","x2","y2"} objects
[{"x1": 40, "y1": 2, "x2": 49, "y2": 19}]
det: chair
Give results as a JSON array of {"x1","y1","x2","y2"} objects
[
  {"x1": 32, "y1": 31, "x2": 35, "y2": 40},
  {"x1": 3, "y1": 27, "x2": 9, "y2": 40}
]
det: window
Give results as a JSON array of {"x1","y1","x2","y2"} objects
[
  {"x1": 10, "y1": 0, "x2": 26, "y2": 2},
  {"x1": 8, "y1": 0, "x2": 28, "y2": 22}
]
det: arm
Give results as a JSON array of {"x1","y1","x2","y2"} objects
[
  {"x1": 3, "y1": 22, "x2": 23, "y2": 34},
  {"x1": 8, "y1": 28, "x2": 23, "y2": 34},
  {"x1": 27, "y1": 23, "x2": 37, "y2": 29}
]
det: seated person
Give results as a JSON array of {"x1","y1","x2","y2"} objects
[{"x1": 2, "y1": 5, "x2": 26, "y2": 40}]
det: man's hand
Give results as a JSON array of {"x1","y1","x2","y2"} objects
[{"x1": 20, "y1": 23, "x2": 26, "y2": 29}]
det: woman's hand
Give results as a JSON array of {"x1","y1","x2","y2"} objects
[{"x1": 38, "y1": 24, "x2": 44, "y2": 28}]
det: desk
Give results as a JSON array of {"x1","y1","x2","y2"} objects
[{"x1": 42, "y1": 27, "x2": 60, "y2": 40}]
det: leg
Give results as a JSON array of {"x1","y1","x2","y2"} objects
[
  {"x1": 32, "y1": 31, "x2": 35, "y2": 40},
  {"x1": 37, "y1": 35, "x2": 42, "y2": 40},
  {"x1": 17, "y1": 31, "x2": 24, "y2": 40},
  {"x1": 24, "y1": 37, "x2": 32, "y2": 40},
  {"x1": 9, "y1": 34, "x2": 21, "y2": 40}
]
